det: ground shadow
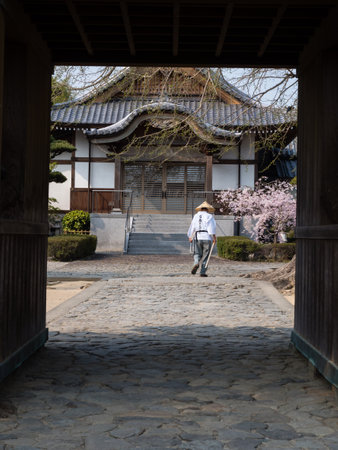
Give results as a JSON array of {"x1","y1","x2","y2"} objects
[{"x1": 0, "y1": 325, "x2": 336, "y2": 449}]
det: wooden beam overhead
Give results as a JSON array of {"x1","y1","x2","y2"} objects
[
  {"x1": 65, "y1": 0, "x2": 93, "y2": 55},
  {"x1": 173, "y1": 1, "x2": 180, "y2": 57},
  {"x1": 17, "y1": 0, "x2": 332, "y2": 67},
  {"x1": 299, "y1": 4, "x2": 338, "y2": 69},
  {"x1": 0, "y1": 7, "x2": 4, "y2": 172},
  {"x1": 215, "y1": 2, "x2": 234, "y2": 57},
  {"x1": 120, "y1": 1, "x2": 136, "y2": 56},
  {"x1": 23, "y1": 0, "x2": 335, "y2": 4},
  {"x1": 0, "y1": 0, "x2": 51, "y2": 64},
  {"x1": 258, "y1": 4, "x2": 287, "y2": 58}
]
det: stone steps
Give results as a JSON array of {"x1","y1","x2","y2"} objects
[
  {"x1": 131, "y1": 214, "x2": 192, "y2": 234},
  {"x1": 127, "y1": 215, "x2": 191, "y2": 254}
]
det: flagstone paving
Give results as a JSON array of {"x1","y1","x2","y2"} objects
[{"x1": 1, "y1": 254, "x2": 337, "y2": 449}]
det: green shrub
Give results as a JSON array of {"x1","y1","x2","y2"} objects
[
  {"x1": 48, "y1": 235, "x2": 97, "y2": 261},
  {"x1": 217, "y1": 236, "x2": 261, "y2": 261},
  {"x1": 253, "y1": 243, "x2": 296, "y2": 261},
  {"x1": 62, "y1": 210, "x2": 90, "y2": 233}
]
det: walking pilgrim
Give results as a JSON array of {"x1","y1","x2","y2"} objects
[{"x1": 187, "y1": 201, "x2": 217, "y2": 277}]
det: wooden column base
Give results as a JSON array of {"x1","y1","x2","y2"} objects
[
  {"x1": 0, "y1": 328, "x2": 48, "y2": 382},
  {"x1": 291, "y1": 330, "x2": 338, "y2": 389}
]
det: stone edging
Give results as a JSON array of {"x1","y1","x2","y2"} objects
[{"x1": 46, "y1": 279, "x2": 108, "y2": 325}]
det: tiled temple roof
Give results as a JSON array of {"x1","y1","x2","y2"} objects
[{"x1": 51, "y1": 97, "x2": 295, "y2": 128}]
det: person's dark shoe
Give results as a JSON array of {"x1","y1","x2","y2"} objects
[
  {"x1": 191, "y1": 264, "x2": 199, "y2": 275},
  {"x1": 200, "y1": 273, "x2": 208, "y2": 277}
]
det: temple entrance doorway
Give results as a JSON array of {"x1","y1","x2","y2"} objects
[{"x1": 122, "y1": 162, "x2": 206, "y2": 214}]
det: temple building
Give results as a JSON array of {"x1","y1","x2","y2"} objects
[{"x1": 50, "y1": 67, "x2": 296, "y2": 216}]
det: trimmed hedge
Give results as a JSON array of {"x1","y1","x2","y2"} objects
[
  {"x1": 48, "y1": 234, "x2": 97, "y2": 261},
  {"x1": 217, "y1": 236, "x2": 296, "y2": 261},
  {"x1": 253, "y1": 243, "x2": 296, "y2": 261},
  {"x1": 217, "y1": 236, "x2": 261, "y2": 261}
]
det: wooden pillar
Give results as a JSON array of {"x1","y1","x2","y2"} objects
[
  {"x1": 114, "y1": 156, "x2": 121, "y2": 210},
  {"x1": 87, "y1": 141, "x2": 91, "y2": 212},
  {"x1": 238, "y1": 141, "x2": 241, "y2": 188},
  {"x1": 293, "y1": 47, "x2": 338, "y2": 388},
  {"x1": 0, "y1": 42, "x2": 27, "y2": 219},
  {"x1": 205, "y1": 154, "x2": 213, "y2": 204},
  {"x1": 70, "y1": 131, "x2": 76, "y2": 209},
  {"x1": 0, "y1": 6, "x2": 51, "y2": 381},
  {"x1": 0, "y1": 7, "x2": 4, "y2": 171}
]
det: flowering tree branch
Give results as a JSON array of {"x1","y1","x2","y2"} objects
[{"x1": 217, "y1": 178, "x2": 296, "y2": 243}]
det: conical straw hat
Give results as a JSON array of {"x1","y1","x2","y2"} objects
[{"x1": 195, "y1": 201, "x2": 215, "y2": 213}]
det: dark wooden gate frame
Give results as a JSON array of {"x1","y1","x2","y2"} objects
[{"x1": 1, "y1": 0, "x2": 338, "y2": 388}]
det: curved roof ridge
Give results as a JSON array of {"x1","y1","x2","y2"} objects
[{"x1": 86, "y1": 101, "x2": 242, "y2": 143}]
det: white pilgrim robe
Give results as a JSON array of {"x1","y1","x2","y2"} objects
[{"x1": 187, "y1": 211, "x2": 216, "y2": 241}]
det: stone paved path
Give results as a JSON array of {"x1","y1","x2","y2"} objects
[{"x1": 1, "y1": 255, "x2": 337, "y2": 449}]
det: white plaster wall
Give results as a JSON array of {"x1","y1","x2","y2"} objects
[
  {"x1": 240, "y1": 164, "x2": 255, "y2": 188},
  {"x1": 75, "y1": 162, "x2": 89, "y2": 188},
  {"x1": 216, "y1": 134, "x2": 255, "y2": 161},
  {"x1": 91, "y1": 162, "x2": 115, "y2": 188},
  {"x1": 48, "y1": 165, "x2": 71, "y2": 210},
  {"x1": 212, "y1": 164, "x2": 238, "y2": 190},
  {"x1": 75, "y1": 162, "x2": 116, "y2": 188},
  {"x1": 92, "y1": 143, "x2": 109, "y2": 157},
  {"x1": 75, "y1": 130, "x2": 89, "y2": 157},
  {"x1": 241, "y1": 133, "x2": 255, "y2": 160},
  {"x1": 53, "y1": 151, "x2": 71, "y2": 160},
  {"x1": 75, "y1": 131, "x2": 110, "y2": 158},
  {"x1": 219, "y1": 146, "x2": 239, "y2": 160}
]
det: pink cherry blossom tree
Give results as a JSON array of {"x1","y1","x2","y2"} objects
[{"x1": 217, "y1": 178, "x2": 296, "y2": 244}]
